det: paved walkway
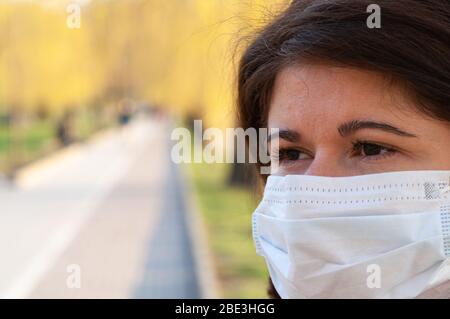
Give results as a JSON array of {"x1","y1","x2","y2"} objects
[
  {"x1": 0, "y1": 115, "x2": 201, "y2": 298},
  {"x1": 133, "y1": 161, "x2": 200, "y2": 298}
]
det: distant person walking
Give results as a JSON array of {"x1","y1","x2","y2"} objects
[
  {"x1": 56, "y1": 111, "x2": 74, "y2": 147},
  {"x1": 118, "y1": 99, "x2": 133, "y2": 126}
]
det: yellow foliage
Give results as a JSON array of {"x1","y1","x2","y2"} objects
[{"x1": 0, "y1": 0, "x2": 289, "y2": 126}]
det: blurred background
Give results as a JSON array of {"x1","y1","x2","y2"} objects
[{"x1": 0, "y1": 0, "x2": 287, "y2": 298}]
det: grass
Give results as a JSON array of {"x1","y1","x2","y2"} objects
[
  {"x1": 188, "y1": 162, "x2": 269, "y2": 298},
  {"x1": 0, "y1": 121, "x2": 53, "y2": 151},
  {"x1": 0, "y1": 120, "x2": 56, "y2": 173},
  {"x1": 0, "y1": 108, "x2": 117, "y2": 174},
  {"x1": 0, "y1": 108, "x2": 121, "y2": 175}
]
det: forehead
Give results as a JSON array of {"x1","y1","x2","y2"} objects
[{"x1": 267, "y1": 63, "x2": 416, "y2": 130}]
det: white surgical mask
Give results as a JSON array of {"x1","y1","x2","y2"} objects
[{"x1": 252, "y1": 170, "x2": 450, "y2": 299}]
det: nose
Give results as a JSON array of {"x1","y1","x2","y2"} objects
[{"x1": 304, "y1": 151, "x2": 351, "y2": 177}]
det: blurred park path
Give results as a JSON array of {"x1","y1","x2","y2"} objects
[{"x1": 0, "y1": 115, "x2": 203, "y2": 298}]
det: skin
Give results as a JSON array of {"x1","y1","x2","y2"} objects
[
  {"x1": 268, "y1": 63, "x2": 450, "y2": 176},
  {"x1": 267, "y1": 63, "x2": 450, "y2": 298}
]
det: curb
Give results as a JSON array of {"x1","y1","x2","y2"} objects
[{"x1": 180, "y1": 164, "x2": 222, "y2": 299}]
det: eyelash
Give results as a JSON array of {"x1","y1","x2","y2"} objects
[
  {"x1": 351, "y1": 140, "x2": 397, "y2": 161},
  {"x1": 273, "y1": 140, "x2": 397, "y2": 163}
]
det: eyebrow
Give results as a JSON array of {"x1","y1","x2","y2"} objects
[
  {"x1": 268, "y1": 129, "x2": 300, "y2": 143},
  {"x1": 267, "y1": 119, "x2": 417, "y2": 143},
  {"x1": 337, "y1": 120, "x2": 418, "y2": 138}
]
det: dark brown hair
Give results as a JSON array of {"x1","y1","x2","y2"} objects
[{"x1": 237, "y1": 0, "x2": 450, "y2": 299}]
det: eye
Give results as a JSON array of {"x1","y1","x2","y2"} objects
[
  {"x1": 351, "y1": 140, "x2": 396, "y2": 159},
  {"x1": 273, "y1": 148, "x2": 311, "y2": 162}
]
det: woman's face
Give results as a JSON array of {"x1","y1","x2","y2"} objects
[{"x1": 268, "y1": 63, "x2": 450, "y2": 176}]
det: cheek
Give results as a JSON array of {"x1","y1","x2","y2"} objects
[
  {"x1": 357, "y1": 151, "x2": 450, "y2": 172},
  {"x1": 431, "y1": 135, "x2": 450, "y2": 169},
  {"x1": 408, "y1": 133, "x2": 450, "y2": 170},
  {"x1": 425, "y1": 153, "x2": 450, "y2": 170},
  {"x1": 275, "y1": 159, "x2": 312, "y2": 176}
]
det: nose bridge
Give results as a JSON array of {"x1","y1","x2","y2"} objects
[{"x1": 304, "y1": 150, "x2": 348, "y2": 177}]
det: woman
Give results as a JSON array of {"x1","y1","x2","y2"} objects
[{"x1": 237, "y1": 0, "x2": 450, "y2": 298}]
